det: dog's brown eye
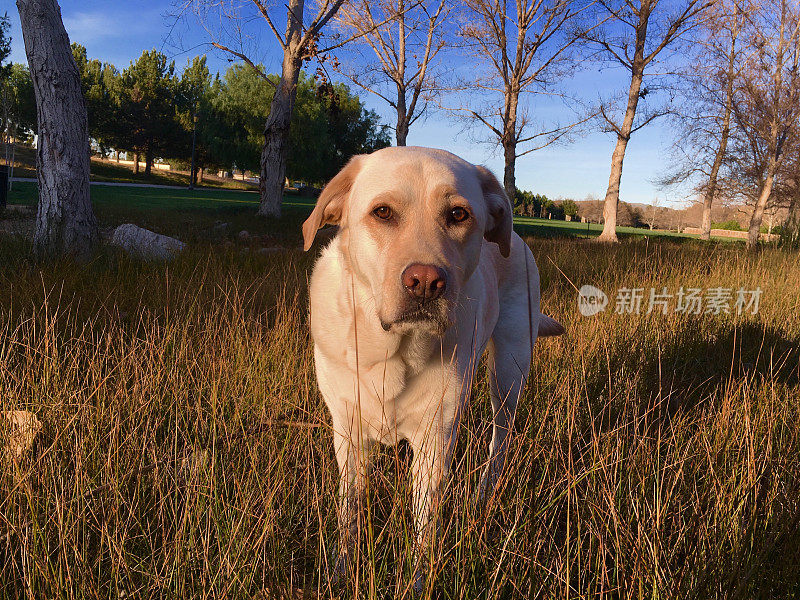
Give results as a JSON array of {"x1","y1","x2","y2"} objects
[
  {"x1": 373, "y1": 206, "x2": 393, "y2": 220},
  {"x1": 450, "y1": 207, "x2": 470, "y2": 223}
]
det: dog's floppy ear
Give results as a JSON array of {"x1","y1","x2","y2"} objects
[
  {"x1": 302, "y1": 155, "x2": 365, "y2": 251},
  {"x1": 475, "y1": 165, "x2": 513, "y2": 258}
]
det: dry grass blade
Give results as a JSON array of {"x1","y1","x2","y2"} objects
[{"x1": 0, "y1": 238, "x2": 797, "y2": 598}]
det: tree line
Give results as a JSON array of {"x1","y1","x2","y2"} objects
[
  {"x1": 182, "y1": 0, "x2": 799, "y2": 248},
  {"x1": 2, "y1": 44, "x2": 390, "y2": 186},
  {"x1": 5, "y1": 0, "x2": 800, "y2": 257}
]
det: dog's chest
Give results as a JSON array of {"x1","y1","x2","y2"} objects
[
  {"x1": 347, "y1": 332, "x2": 445, "y2": 438},
  {"x1": 315, "y1": 326, "x2": 452, "y2": 445}
]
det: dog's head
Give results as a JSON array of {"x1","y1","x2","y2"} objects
[{"x1": 302, "y1": 147, "x2": 513, "y2": 335}]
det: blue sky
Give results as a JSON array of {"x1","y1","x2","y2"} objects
[{"x1": 5, "y1": 0, "x2": 692, "y2": 207}]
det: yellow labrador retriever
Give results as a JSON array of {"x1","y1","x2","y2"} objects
[{"x1": 302, "y1": 147, "x2": 563, "y2": 589}]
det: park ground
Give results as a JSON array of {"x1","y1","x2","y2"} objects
[
  {"x1": 0, "y1": 181, "x2": 799, "y2": 598},
  {"x1": 3, "y1": 180, "x2": 753, "y2": 244}
]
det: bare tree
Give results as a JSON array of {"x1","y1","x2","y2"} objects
[
  {"x1": 697, "y1": 0, "x2": 744, "y2": 240},
  {"x1": 665, "y1": 0, "x2": 746, "y2": 239},
  {"x1": 696, "y1": 1, "x2": 744, "y2": 240},
  {"x1": 184, "y1": 0, "x2": 350, "y2": 218},
  {"x1": 17, "y1": 0, "x2": 98, "y2": 258},
  {"x1": 457, "y1": 0, "x2": 593, "y2": 200},
  {"x1": 586, "y1": 0, "x2": 710, "y2": 242},
  {"x1": 732, "y1": 0, "x2": 800, "y2": 249},
  {"x1": 779, "y1": 148, "x2": 800, "y2": 246},
  {"x1": 647, "y1": 195, "x2": 659, "y2": 229},
  {"x1": 334, "y1": 0, "x2": 449, "y2": 146}
]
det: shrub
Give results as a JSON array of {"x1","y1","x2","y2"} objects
[{"x1": 712, "y1": 219, "x2": 743, "y2": 231}]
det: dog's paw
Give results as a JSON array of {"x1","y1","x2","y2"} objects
[
  {"x1": 326, "y1": 548, "x2": 349, "y2": 588},
  {"x1": 411, "y1": 564, "x2": 426, "y2": 596}
]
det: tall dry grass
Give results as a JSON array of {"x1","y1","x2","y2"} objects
[{"x1": 1, "y1": 238, "x2": 798, "y2": 599}]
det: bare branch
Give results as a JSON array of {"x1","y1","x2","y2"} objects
[
  {"x1": 251, "y1": 0, "x2": 289, "y2": 49},
  {"x1": 211, "y1": 42, "x2": 278, "y2": 88},
  {"x1": 333, "y1": 0, "x2": 451, "y2": 143}
]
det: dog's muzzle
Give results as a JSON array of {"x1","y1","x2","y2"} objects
[{"x1": 380, "y1": 300, "x2": 451, "y2": 335}]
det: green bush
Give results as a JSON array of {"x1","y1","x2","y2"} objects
[
  {"x1": 561, "y1": 199, "x2": 579, "y2": 219},
  {"x1": 712, "y1": 220, "x2": 743, "y2": 231}
]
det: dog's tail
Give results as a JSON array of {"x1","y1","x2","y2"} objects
[{"x1": 538, "y1": 314, "x2": 565, "y2": 337}]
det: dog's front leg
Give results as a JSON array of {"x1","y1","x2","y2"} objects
[
  {"x1": 330, "y1": 421, "x2": 372, "y2": 582},
  {"x1": 479, "y1": 333, "x2": 531, "y2": 506},
  {"x1": 408, "y1": 419, "x2": 457, "y2": 594}
]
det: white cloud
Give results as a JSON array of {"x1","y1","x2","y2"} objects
[
  {"x1": 7, "y1": 8, "x2": 158, "y2": 64},
  {"x1": 62, "y1": 11, "x2": 123, "y2": 43}
]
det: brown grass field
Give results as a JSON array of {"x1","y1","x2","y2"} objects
[{"x1": 0, "y1": 204, "x2": 799, "y2": 598}]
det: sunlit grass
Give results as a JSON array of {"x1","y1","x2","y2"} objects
[{"x1": 0, "y1": 236, "x2": 798, "y2": 598}]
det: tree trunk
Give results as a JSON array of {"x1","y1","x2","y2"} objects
[
  {"x1": 701, "y1": 117, "x2": 731, "y2": 240},
  {"x1": 258, "y1": 49, "x2": 301, "y2": 218},
  {"x1": 18, "y1": 0, "x2": 97, "y2": 259},
  {"x1": 133, "y1": 152, "x2": 140, "y2": 174},
  {"x1": 396, "y1": 85, "x2": 409, "y2": 146},
  {"x1": 747, "y1": 161, "x2": 777, "y2": 250},
  {"x1": 502, "y1": 139, "x2": 516, "y2": 202},
  {"x1": 396, "y1": 116, "x2": 409, "y2": 146},
  {"x1": 784, "y1": 193, "x2": 800, "y2": 247},
  {"x1": 115, "y1": 150, "x2": 120, "y2": 163},
  {"x1": 8, "y1": 136, "x2": 16, "y2": 191},
  {"x1": 599, "y1": 134, "x2": 632, "y2": 241},
  {"x1": 700, "y1": 191, "x2": 713, "y2": 240},
  {"x1": 144, "y1": 146, "x2": 153, "y2": 176},
  {"x1": 258, "y1": 0, "x2": 304, "y2": 221},
  {"x1": 598, "y1": 67, "x2": 643, "y2": 243},
  {"x1": 395, "y1": 0, "x2": 409, "y2": 147},
  {"x1": 702, "y1": 37, "x2": 737, "y2": 240},
  {"x1": 197, "y1": 166, "x2": 203, "y2": 184},
  {"x1": 501, "y1": 89, "x2": 519, "y2": 201}
]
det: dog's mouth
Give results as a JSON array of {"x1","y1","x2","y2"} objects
[
  {"x1": 380, "y1": 302, "x2": 448, "y2": 331},
  {"x1": 380, "y1": 300, "x2": 452, "y2": 335}
]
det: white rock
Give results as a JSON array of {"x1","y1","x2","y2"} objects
[
  {"x1": 2, "y1": 411, "x2": 42, "y2": 458},
  {"x1": 111, "y1": 224, "x2": 185, "y2": 260}
]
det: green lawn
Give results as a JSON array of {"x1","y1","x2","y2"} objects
[
  {"x1": 7, "y1": 181, "x2": 316, "y2": 245},
  {"x1": 513, "y1": 214, "x2": 745, "y2": 243},
  {"x1": 7, "y1": 180, "x2": 744, "y2": 245}
]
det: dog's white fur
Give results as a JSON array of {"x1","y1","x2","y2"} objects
[{"x1": 303, "y1": 147, "x2": 563, "y2": 588}]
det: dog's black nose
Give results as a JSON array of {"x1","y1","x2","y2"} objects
[{"x1": 402, "y1": 264, "x2": 446, "y2": 301}]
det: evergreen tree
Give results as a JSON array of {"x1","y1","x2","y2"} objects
[
  {"x1": 116, "y1": 49, "x2": 181, "y2": 174},
  {"x1": 211, "y1": 65, "x2": 390, "y2": 185},
  {"x1": 71, "y1": 44, "x2": 118, "y2": 152}
]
